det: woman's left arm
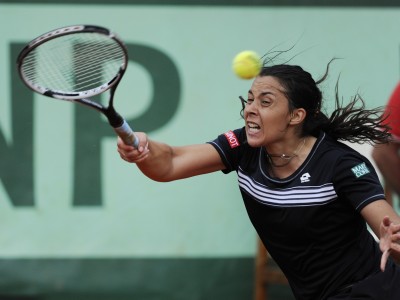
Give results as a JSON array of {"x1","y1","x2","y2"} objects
[{"x1": 361, "y1": 200, "x2": 400, "y2": 271}]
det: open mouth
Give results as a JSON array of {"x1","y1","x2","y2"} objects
[{"x1": 247, "y1": 122, "x2": 260, "y2": 133}]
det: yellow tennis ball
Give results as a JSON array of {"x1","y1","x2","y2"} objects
[{"x1": 232, "y1": 50, "x2": 262, "y2": 79}]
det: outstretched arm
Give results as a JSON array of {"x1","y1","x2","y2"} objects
[
  {"x1": 361, "y1": 200, "x2": 400, "y2": 271},
  {"x1": 117, "y1": 133, "x2": 226, "y2": 182}
]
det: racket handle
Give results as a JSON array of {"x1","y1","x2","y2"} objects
[{"x1": 114, "y1": 120, "x2": 140, "y2": 149}]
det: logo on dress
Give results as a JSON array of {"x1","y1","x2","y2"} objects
[
  {"x1": 224, "y1": 130, "x2": 240, "y2": 148},
  {"x1": 300, "y1": 172, "x2": 311, "y2": 183},
  {"x1": 351, "y1": 162, "x2": 370, "y2": 178}
]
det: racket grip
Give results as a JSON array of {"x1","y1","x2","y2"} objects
[{"x1": 114, "y1": 120, "x2": 140, "y2": 149}]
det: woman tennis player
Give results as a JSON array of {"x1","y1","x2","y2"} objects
[{"x1": 117, "y1": 59, "x2": 400, "y2": 300}]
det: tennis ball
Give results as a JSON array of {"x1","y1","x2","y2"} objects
[{"x1": 232, "y1": 50, "x2": 262, "y2": 79}]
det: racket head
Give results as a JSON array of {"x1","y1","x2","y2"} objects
[{"x1": 16, "y1": 24, "x2": 128, "y2": 102}]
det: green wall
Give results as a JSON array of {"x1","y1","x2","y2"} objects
[{"x1": 0, "y1": 1, "x2": 399, "y2": 299}]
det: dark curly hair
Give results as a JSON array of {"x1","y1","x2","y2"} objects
[{"x1": 240, "y1": 59, "x2": 391, "y2": 144}]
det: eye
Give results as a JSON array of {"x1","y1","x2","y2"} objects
[
  {"x1": 247, "y1": 98, "x2": 254, "y2": 104},
  {"x1": 261, "y1": 99, "x2": 271, "y2": 106}
]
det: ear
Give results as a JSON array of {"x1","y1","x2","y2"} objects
[{"x1": 289, "y1": 108, "x2": 307, "y2": 125}]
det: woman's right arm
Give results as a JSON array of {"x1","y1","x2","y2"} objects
[{"x1": 117, "y1": 132, "x2": 226, "y2": 182}]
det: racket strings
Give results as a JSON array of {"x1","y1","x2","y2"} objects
[
  {"x1": 72, "y1": 41, "x2": 123, "y2": 80},
  {"x1": 20, "y1": 32, "x2": 126, "y2": 93}
]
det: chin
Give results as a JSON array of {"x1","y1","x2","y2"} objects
[{"x1": 246, "y1": 137, "x2": 264, "y2": 148}]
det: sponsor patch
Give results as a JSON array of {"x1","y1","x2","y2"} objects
[
  {"x1": 224, "y1": 130, "x2": 240, "y2": 149},
  {"x1": 351, "y1": 162, "x2": 370, "y2": 178}
]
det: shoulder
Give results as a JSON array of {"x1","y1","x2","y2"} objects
[
  {"x1": 314, "y1": 132, "x2": 376, "y2": 176},
  {"x1": 208, "y1": 127, "x2": 259, "y2": 173},
  {"x1": 208, "y1": 127, "x2": 247, "y2": 152},
  {"x1": 315, "y1": 132, "x2": 362, "y2": 161},
  {"x1": 317, "y1": 134, "x2": 384, "y2": 210}
]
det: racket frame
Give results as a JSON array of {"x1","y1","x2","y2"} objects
[
  {"x1": 17, "y1": 24, "x2": 127, "y2": 101},
  {"x1": 16, "y1": 24, "x2": 139, "y2": 148}
]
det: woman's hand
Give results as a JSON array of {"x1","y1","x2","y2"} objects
[
  {"x1": 117, "y1": 132, "x2": 149, "y2": 164},
  {"x1": 380, "y1": 216, "x2": 400, "y2": 271},
  {"x1": 116, "y1": 134, "x2": 224, "y2": 181}
]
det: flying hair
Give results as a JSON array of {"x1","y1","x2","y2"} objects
[{"x1": 239, "y1": 47, "x2": 391, "y2": 145}]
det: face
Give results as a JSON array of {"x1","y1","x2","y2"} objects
[{"x1": 244, "y1": 75, "x2": 293, "y2": 147}]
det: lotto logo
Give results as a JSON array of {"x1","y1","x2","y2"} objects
[{"x1": 300, "y1": 173, "x2": 311, "y2": 183}]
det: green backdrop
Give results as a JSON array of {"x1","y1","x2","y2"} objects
[{"x1": 0, "y1": 1, "x2": 399, "y2": 299}]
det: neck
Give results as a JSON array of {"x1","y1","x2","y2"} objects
[{"x1": 266, "y1": 137, "x2": 306, "y2": 168}]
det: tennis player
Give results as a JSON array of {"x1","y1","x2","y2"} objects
[{"x1": 117, "y1": 60, "x2": 400, "y2": 300}]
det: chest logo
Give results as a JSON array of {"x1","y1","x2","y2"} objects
[
  {"x1": 300, "y1": 172, "x2": 311, "y2": 183},
  {"x1": 351, "y1": 162, "x2": 370, "y2": 178},
  {"x1": 224, "y1": 130, "x2": 240, "y2": 148}
]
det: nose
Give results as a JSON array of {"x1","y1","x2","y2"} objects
[{"x1": 244, "y1": 100, "x2": 258, "y2": 116}]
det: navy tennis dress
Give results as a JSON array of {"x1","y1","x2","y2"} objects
[{"x1": 209, "y1": 128, "x2": 400, "y2": 300}]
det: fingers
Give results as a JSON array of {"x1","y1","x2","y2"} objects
[
  {"x1": 117, "y1": 136, "x2": 150, "y2": 163},
  {"x1": 379, "y1": 216, "x2": 400, "y2": 271},
  {"x1": 382, "y1": 217, "x2": 400, "y2": 236},
  {"x1": 391, "y1": 223, "x2": 400, "y2": 234},
  {"x1": 380, "y1": 242, "x2": 400, "y2": 272},
  {"x1": 381, "y1": 249, "x2": 390, "y2": 272},
  {"x1": 382, "y1": 216, "x2": 391, "y2": 227},
  {"x1": 118, "y1": 147, "x2": 149, "y2": 163}
]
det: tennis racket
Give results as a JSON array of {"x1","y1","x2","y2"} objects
[{"x1": 16, "y1": 24, "x2": 139, "y2": 148}]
